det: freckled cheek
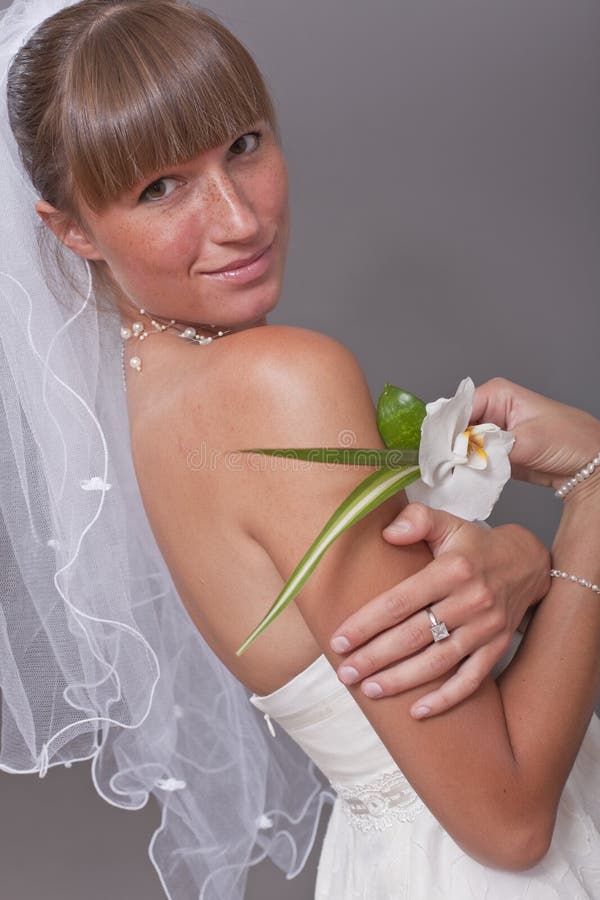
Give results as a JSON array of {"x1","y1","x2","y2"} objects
[
  {"x1": 256, "y1": 167, "x2": 289, "y2": 227},
  {"x1": 118, "y1": 222, "x2": 198, "y2": 278}
]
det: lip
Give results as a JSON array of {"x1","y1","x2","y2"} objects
[{"x1": 202, "y1": 242, "x2": 274, "y2": 283}]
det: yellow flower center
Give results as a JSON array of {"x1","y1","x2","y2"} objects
[{"x1": 463, "y1": 426, "x2": 488, "y2": 465}]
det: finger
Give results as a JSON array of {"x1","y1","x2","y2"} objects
[
  {"x1": 338, "y1": 583, "x2": 495, "y2": 683},
  {"x1": 358, "y1": 624, "x2": 473, "y2": 699},
  {"x1": 337, "y1": 608, "x2": 435, "y2": 684},
  {"x1": 471, "y1": 378, "x2": 514, "y2": 427},
  {"x1": 510, "y1": 462, "x2": 555, "y2": 488},
  {"x1": 383, "y1": 502, "x2": 465, "y2": 556},
  {"x1": 357, "y1": 606, "x2": 511, "y2": 699},
  {"x1": 330, "y1": 552, "x2": 474, "y2": 654},
  {"x1": 409, "y1": 637, "x2": 511, "y2": 719},
  {"x1": 471, "y1": 381, "x2": 548, "y2": 484}
]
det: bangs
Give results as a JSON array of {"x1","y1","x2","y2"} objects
[{"x1": 54, "y1": 2, "x2": 276, "y2": 209}]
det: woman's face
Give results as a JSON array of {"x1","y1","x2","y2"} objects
[{"x1": 73, "y1": 123, "x2": 289, "y2": 330}]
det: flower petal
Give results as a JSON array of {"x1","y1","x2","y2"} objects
[
  {"x1": 418, "y1": 378, "x2": 474, "y2": 485},
  {"x1": 452, "y1": 430, "x2": 469, "y2": 461},
  {"x1": 406, "y1": 426, "x2": 514, "y2": 520},
  {"x1": 470, "y1": 423, "x2": 498, "y2": 437},
  {"x1": 466, "y1": 447, "x2": 488, "y2": 470}
]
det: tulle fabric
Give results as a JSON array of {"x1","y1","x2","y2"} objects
[{"x1": 0, "y1": 2, "x2": 331, "y2": 897}]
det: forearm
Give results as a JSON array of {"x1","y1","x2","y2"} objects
[{"x1": 497, "y1": 487, "x2": 600, "y2": 811}]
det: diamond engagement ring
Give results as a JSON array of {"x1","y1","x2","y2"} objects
[{"x1": 426, "y1": 607, "x2": 450, "y2": 642}]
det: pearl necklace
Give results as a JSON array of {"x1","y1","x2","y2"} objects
[{"x1": 120, "y1": 308, "x2": 232, "y2": 389}]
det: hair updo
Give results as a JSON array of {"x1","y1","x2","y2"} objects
[{"x1": 7, "y1": 0, "x2": 277, "y2": 216}]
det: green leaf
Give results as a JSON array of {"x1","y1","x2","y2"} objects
[
  {"x1": 238, "y1": 447, "x2": 419, "y2": 467},
  {"x1": 376, "y1": 384, "x2": 426, "y2": 450},
  {"x1": 235, "y1": 464, "x2": 420, "y2": 656}
]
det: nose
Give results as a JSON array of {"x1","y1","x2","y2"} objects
[{"x1": 204, "y1": 170, "x2": 260, "y2": 245}]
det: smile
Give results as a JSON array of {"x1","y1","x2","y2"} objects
[{"x1": 201, "y1": 242, "x2": 274, "y2": 284}]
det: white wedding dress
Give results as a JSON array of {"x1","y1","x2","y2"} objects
[{"x1": 250, "y1": 651, "x2": 600, "y2": 899}]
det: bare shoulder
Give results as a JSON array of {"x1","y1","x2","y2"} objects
[
  {"x1": 206, "y1": 324, "x2": 381, "y2": 448},
  {"x1": 127, "y1": 323, "x2": 383, "y2": 691},
  {"x1": 228, "y1": 323, "x2": 363, "y2": 377},
  {"x1": 130, "y1": 322, "x2": 383, "y2": 511},
  {"x1": 227, "y1": 323, "x2": 370, "y2": 392}
]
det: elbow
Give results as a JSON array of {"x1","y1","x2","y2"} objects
[
  {"x1": 499, "y1": 821, "x2": 553, "y2": 871},
  {"x1": 454, "y1": 801, "x2": 556, "y2": 872},
  {"x1": 477, "y1": 813, "x2": 555, "y2": 872},
  {"x1": 440, "y1": 783, "x2": 558, "y2": 871}
]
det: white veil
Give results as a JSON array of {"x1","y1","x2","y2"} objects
[{"x1": 0, "y1": 1, "x2": 331, "y2": 897}]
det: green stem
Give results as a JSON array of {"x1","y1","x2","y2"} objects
[
  {"x1": 236, "y1": 464, "x2": 420, "y2": 655},
  {"x1": 238, "y1": 448, "x2": 419, "y2": 467}
]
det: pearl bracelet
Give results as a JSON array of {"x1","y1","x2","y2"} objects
[
  {"x1": 554, "y1": 452, "x2": 600, "y2": 499},
  {"x1": 550, "y1": 569, "x2": 600, "y2": 595}
]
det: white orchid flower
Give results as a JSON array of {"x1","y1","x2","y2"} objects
[
  {"x1": 405, "y1": 377, "x2": 514, "y2": 521},
  {"x1": 236, "y1": 376, "x2": 513, "y2": 653}
]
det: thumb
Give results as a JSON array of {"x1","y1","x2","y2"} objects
[{"x1": 383, "y1": 502, "x2": 466, "y2": 555}]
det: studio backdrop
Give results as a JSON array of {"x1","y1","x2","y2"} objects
[{"x1": 0, "y1": 1, "x2": 598, "y2": 898}]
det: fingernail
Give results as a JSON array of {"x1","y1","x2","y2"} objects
[
  {"x1": 411, "y1": 705, "x2": 431, "y2": 719},
  {"x1": 384, "y1": 520, "x2": 411, "y2": 536},
  {"x1": 331, "y1": 635, "x2": 352, "y2": 653},
  {"x1": 338, "y1": 666, "x2": 360, "y2": 685},
  {"x1": 362, "y1": 682, "x2": 383, "y2": 698}
]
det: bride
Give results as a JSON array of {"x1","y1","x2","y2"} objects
[{"x1": 1, "y1": 0, "x2": 599, "y2": 897}]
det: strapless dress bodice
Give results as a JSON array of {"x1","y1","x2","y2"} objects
[
  {"x1": 250, "y1": 654, "x2": 407, "y2": 785},
  {"x1": 249, "y1": 653, "x2": 600, "y2": 900},
  {"x1": 250, "y1": 653, "x2": 425, "y2": 833}
]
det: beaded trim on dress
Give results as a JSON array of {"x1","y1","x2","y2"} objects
[{"x1": 331, "y1": 769, "x2": 425, "y2": 833}]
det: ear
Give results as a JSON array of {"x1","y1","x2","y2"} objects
[{"x1": 35, "y1": 200, "x2": 104, "y2": 261}]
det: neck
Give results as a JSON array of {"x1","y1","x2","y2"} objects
[{"x1": 118, "y1": 302, "x2": 268, "y2": 337}]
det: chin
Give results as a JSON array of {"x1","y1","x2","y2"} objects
[{"x1": 208, "y1": 275, "x2": 283, "y2": 329}]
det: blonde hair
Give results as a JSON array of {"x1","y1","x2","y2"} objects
[{"x1": 8, "y1": 0, "x2": 277, "y2": 214}]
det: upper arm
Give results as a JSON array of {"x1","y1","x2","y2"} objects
[{"x1": 223, "y1": 326, "x2": 537, "y2": 865}]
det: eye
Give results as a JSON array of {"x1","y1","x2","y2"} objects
[
  {"x1": 229, "y1": 131, "x2": 262, "y2": 156},
  {"x1": 139, "y1": 177, "x2": 179, "y2": 203}
]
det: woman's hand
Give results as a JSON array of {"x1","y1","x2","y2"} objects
[
  {"x1": 330, "y1": 502, "x2": 550, "y2": 717},
  {"x1": 330, "y1": 378, "x2": 600, "y2": 717},
  {"x1": 471, "y1": 377, "x2": 600, "y2": 494}
]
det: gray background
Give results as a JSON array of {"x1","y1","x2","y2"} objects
[{"x1": 1, "y1": 1, "x2": 599, "y2": 898}]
